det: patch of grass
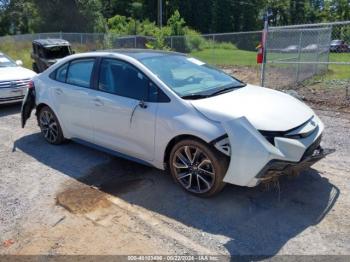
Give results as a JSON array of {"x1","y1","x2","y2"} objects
[
  {"x1": 0, "y1": 38, "x2": 102, "y2": 71},
  {"x1": 190, "y1": 48, "x2": 256, "y2": 66},
  {"x1": 327, "y1": 53, "x2": 350, "y2": 80},
  {"x1": 192, "y1": 49, "x2": 350, "y2": 81},
  {"x1": 0, "y1": 38, "x2": 32, "y2": 69}
]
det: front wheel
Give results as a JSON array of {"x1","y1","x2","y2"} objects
[
  {"x1": 38, "y1": 106, "x2": 65, "y2": 145},
  {"x1": 169, "y1": 139, "x2": 229, "y2": 197}
]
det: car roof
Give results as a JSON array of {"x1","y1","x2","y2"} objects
[
  {"x1": 33, "y1": 38, "x2": 71, "y2": 47},
  {"x1": 99, "y1": 49, "x2": 186, "y2": 60}
]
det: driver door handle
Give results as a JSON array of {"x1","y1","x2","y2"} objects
[{"x1": 139, "y1": 101, "x2": 148, "y2": 109}]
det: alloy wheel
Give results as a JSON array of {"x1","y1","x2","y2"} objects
[
  {"x1": 172, "y1": 145, "x2": 216, "y2": 194},
  {"x1": 39, "y1": 110, "x2": 59, "y2": 143}
]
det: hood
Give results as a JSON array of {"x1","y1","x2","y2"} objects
[
  {"x1": 191, "y1": 85, "x2": 314, "y2": 132},
  {"x1": 0, "y1": 66, "x2": 36, "y2": 81}
]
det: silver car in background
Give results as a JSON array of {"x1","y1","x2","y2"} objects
[{"x1": 0, "y1": 53, "x2": 36, "y2": 104}]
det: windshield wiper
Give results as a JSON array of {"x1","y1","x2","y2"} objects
[
  {"x1": 209, "y1": 84, "x2": 246, "y2": 97},
  {"x1": 181, "y1": 94, "x2": 209, "y2": 100}
]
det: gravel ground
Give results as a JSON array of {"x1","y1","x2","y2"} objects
[{"x1": 0, "y1": 103, "x2": 349, "y2": 257}]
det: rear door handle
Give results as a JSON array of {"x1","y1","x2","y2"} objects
[
  {"x1": 55, "y1": 88, "x2": 63, "y2": 95},
  {"x1": 93, "y1": 98, "x2": 104, "y2": 107}
]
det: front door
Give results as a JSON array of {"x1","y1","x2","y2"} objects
[{"x1": 90, "y1": 58, "x2": 157, "y2": 161}]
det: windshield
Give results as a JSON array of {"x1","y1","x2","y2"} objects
[
  {"x1": 44, "y1": 46, "x2": 71, "y2": 59},
  {"x1": 140, "y1": 55, "x2": 244, "y2": 98},
  {"x1": 0, "y1": 54, "x2": 17, "y2": 67}
]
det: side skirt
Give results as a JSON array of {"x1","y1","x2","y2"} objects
[{"x1": 72, "y1": 138, "x2": 156, "y2": 169}]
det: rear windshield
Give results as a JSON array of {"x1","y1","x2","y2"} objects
[{"x1": 44, "y1": 46, "x2": 71, "y2": 59}]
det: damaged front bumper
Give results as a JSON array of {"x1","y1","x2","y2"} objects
[
  {"x1": 217, "y1": 115, "x2": 333, "y2": 187},
  {"x1": 257, "y1": 146, "x2": 334, "y2": 183}
]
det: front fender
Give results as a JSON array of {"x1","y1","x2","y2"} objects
[{"x1": 222, "y1": 117, "x2": 282, "y2": 186}]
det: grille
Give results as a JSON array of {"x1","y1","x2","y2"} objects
[{"x1": 0, "y1": 78, "x2": 31, "y2": 89}]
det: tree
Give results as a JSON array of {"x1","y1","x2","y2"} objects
[
  {"x1": 0, "y1": 0, "x2": 39, "y2": 35},
  {"x1": 33, "y1": 0, "x2": 105, "y2": 32}
]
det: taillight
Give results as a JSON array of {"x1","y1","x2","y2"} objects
[{"x1": 28, "y1": 80, "x2": 35, "y2": 89}]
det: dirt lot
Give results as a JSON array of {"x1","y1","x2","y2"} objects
[
  {"x1": 0, "y1": 103, "x2": 349, "y2": 257},
  {"x1": 222, "y1": 66, "x2": 350, "y2": 113}
]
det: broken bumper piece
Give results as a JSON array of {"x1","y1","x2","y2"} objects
[{"x1": 258, "y1": 147, "x2": 335, "y2": 182}]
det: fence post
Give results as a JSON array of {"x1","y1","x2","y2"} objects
[
  {"x1": 170, "y1": 36, "x2": 173, "y2": 50},
  {"x1": 326, "y1": 25, "x2": 333, "y2": 73},
  {"x1": 315, "y1": 29, "x2": 321, "y2": 74},
  {"x1": 80, "y1": 33, "x2": 83, "y2": 45},
  {"x1": 134, "y1": 36, "x2": 137, "y2": 48},
  {"x1": 260, "y1": 14, "x2": 269, "y2": 87},
  {"x1": 296, "y1": 31, "x2": 303, "y2": 84},
  {"x1": 212, "y1": 35, "x2": 216, "y2": 65}
]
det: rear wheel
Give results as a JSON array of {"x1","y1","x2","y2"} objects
[
  {"x1": 169, "y1": 139, "x2": 229, "y2": 197},
  {"x1": 38, "y1": 106, "x2": 65, "y2": 145}
]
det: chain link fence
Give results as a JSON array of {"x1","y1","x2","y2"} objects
[
  {"x1": 264, "y1": 21, "x2": 350, "y2": 111},
  {"x1": 0, "y1": 21, "x2": 349, "y2": 111}
]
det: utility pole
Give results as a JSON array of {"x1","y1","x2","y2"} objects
[{"x1": 158, "y1": 0, "x2": 163, "y2": 28}]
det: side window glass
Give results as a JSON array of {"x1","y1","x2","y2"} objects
[
  {"x1": 66, "y1": 59, "x2": 95, "y2": 88},
  {"x1": 98, "y1": 59, "x2": 149, "y2": 101},
  {"x1": 148, "y1": 82, "x2": 159, "y2": 102},
  {"x1": 55, "y1": 63, "x2": 69, "y2": 82}
]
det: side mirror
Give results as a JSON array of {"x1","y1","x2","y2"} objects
[
  {"x1": 71, "y1": 50, "x2": 76, "y2": 54},
  {"x1": 16, "y1": 60, "x2": 23, "y2": 66}
]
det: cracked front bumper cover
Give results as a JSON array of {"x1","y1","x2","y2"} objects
[
  {"x1": 257, "y1": 147, "x2": 335, "y2": 181},
  {"x1": 221, "y1": 115, "x2": 329, "y2": 187}
]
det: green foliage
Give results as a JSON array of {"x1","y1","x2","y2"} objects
[
  {"x1": 108, "y1": 15, "x2": 158, "y2": 36},
  {"x1": 0, "y1": 37, "x2": 32, "y2": 68},
  {"x1": 183, "y1": 30, "x2": 207, "y2": 52},
  {"x1": 145, "y1": 27, "x2": 170, "y2": 50},
  {"x1": 1, "y1": 0, "x2": 350, "y2": 36},
  {"x1": 167, "y1": 10, "x2": 186, "y2": 36}
]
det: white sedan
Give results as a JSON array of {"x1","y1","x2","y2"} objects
[
  {"x1": 0, "y1": 53, "x2": 36, "y2": 104},
  {"x1": 21, "y1": 50, "x2": 330, "y2": 197}
]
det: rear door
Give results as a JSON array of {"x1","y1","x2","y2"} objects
[{"x1": 50, "y1": 58, "x2": 96, "y2": 142}]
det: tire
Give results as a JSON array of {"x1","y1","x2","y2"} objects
[
  {"x1": 169, "y1": 139, "x2": 229, "y2": 197},
  {"x1": 37, "y1": 106, "x2": 65, "y2": 145}
]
